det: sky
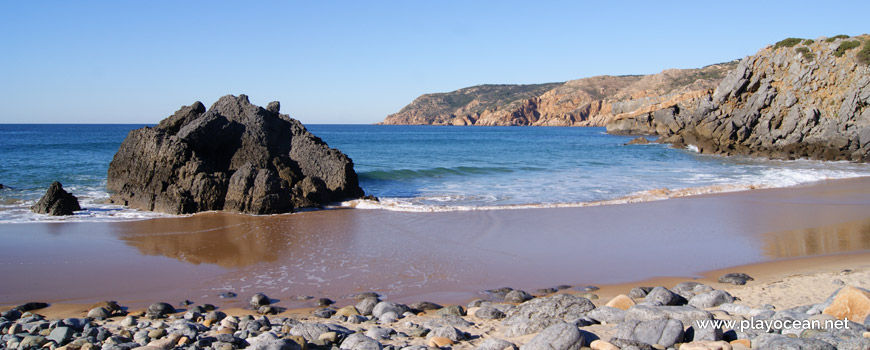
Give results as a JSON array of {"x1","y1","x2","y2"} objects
[{"x1": 1, "y1": 1, "x2": 868, "y2": 125}]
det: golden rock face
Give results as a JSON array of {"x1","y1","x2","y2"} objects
[{"x1": 823, "y1": 286, "x2": 870, "y2": 322}]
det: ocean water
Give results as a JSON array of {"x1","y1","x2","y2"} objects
[{"x1": 2, "y1": 124, "x2": 870, "y2": 222}]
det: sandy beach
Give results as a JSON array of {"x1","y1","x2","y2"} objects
[{"x1": 2, "y1": 176, "x2": 870, "y2": 310}]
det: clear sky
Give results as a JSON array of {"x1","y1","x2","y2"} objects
[{"x1": 1, "y1": 1, "x2": 868, "y2": 124}]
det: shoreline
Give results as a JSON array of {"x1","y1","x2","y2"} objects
[{"x1": 5, "y1": 249, "x2": 869, "y2": 319}]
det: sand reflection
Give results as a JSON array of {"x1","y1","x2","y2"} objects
[
  {"x1": 114, "y1": 211, "x2": 355, "y2": 268},
  {"x1": 763, "y1": 219, "x2": 870, "y2": 258}
]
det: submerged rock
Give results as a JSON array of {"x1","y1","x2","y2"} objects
[
  {"x1": 107, "y1": 94, "x2": 365, "y2": 215},
  {"x1": 31, "y1": 181, "x2": 81, "y2": 216}
]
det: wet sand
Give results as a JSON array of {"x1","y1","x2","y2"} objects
[{"x1": 1, "y1": 177, "x2": 870, "y2": 309}]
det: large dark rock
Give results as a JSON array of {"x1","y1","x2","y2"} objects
[
  {"x1": 31, "y1": 181, "x2": 81, "y2": 216},
  {"x1": 107, "y1": 95, "x2": 365, "y2": 214}
]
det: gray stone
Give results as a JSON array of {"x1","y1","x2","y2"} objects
[
  {"x1": 427, "y1": 315, "x2": 472, "y2": 329},
  {"x1": 409, "y1": 301, "x2": 442, "y2": 312},
  {"x1": 428, "y1": 325, "x2": 467, "y2": 342},
  {"x1": 107, "y1": 95, "x2": 365, "y2": 215},
  {"x1": 46, "y1": 327, "x2": 74, "y2": 345},
  {"x1": 586, "y1": 306, "x2": 626, "y2": 324},
  {"x1": 642, "y1": 286, "x2": 686, "y2": 306},
  {"x1": 686, "y1": 325, "x2": 723, "y2": 342},
  {"x1": 146, "y1": 302, "x2": 176, "y2": 318},
  {"x1": 290, "y1": 323, "x2": 351, "y2": 342},
  {"x1": 436, "y1": 305, "x2": 465, "y2": 317},
  {"x1": 248, "y1": 332, "x2": 302, "y2": 350},
  {"x1": 629, "y1": 287, "x2": 654, "y2": 299},
  {"x1": 475, "y1": 338, "x2": 517, "y2": 350},
  {"x1": 372, "y1": 302, "x2": 410, "y2": 319},
  {"x1": 340, "y1": 333, "x2": 383, "y2": 350},
  {"x1": 357, "y1": 297, "x2": 379, "y2": 316},
  {"x1": 519, "y1": 322, "x2": 583, "y2": 350},
  {"x1": 718, "y1": 273, "x2": 754, "y2": 285},
  {"x1": 87, "y1": 307, "x2": 111, "y2": 319},
  {"x1": 672, "y1": 282, "x2": 713, "y2": 299},
  {"x1": 504, "y1": 290, "x2": 533, "y2": 303},
  {"x1": 31, "y1": 181, "x2": 80, "y2": 216},
  {"x1": 365, "y1": 327, "x2": 393, "y2": 340},
  {"x1": 314, "y1": 308, "x2": 337, "y2": 319},
  {"x1": 752, "y1": 333, "x2": 836, "y2": 350},
  {"x1": 475, "y1": 306, "x2": 506, "y2": 320},
  {"x1": 688, "y1": 290, "x2": 735, "y2": 309},
  {"x1": 250, "y1": 293, "x2": 270, "y2": 308},
  {"x1": 502, "y1": 293, "x2": 595, "y2": 337},
  {"x1": 625, "y1": 305, "x2": 713, "y2": 326},
  {"x1": 378, "y1": 312, "x2": 398, "y2": 324},
  {"x1": 615, "y1": 319, "x2": 684, "y2": 347}
]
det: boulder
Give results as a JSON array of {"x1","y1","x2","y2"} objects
[
  {"x1": 519, "y1": 322, "x2": 583, "y2": 350},
  {"x1": 502, "y1": 293, "x2": 595, "y2": 337},
  {"x1": 146, "y1": 302, "x2": 176, "y2": 318},
  {"x1": 504, "y1": 289, "x2": 534, "y2": 303},
  {"x1": 751, "y1": 334, "x2": 835, "y2": 350},
  {"x1": 475, "y1": 305, "x2": 506, "y2": 320},
  {"x1": 629, "y1": 287, "x2": 654, "y2": 299},
  {"x1": 475, "y1": 338, "x2": 517, "y2": 350},
  {"x1": 823, "y1": 286, "x2": 870, "y2": 321},
  {"x1": 31, "y1": 181, "x2": 81, "y2": 216},
  {"x1": 587, "y1": 306, "x2": 627, "y2": 324},
  {"x1": 107, "y1": 95, "x2": 364, "y2": 215},
  {"x1": 625, "y1": 305, "x2": 714, "y2": 326},
  {"x1": 689, "y1": 290, "x2": 735, "y2": 309},
  {"x1": 615, "y1": 319, "x2": 685, "y2": 347},
  {"x1": 718, "y1": 273, "x2": 754, "y2": 285},
  {"x1": 371, "y1": 301, "x2": 410, "y2": 319},
  {"x1": 340, "y1": 333, "x2": 382, "y2": 350},
  {"x1": 643, "y1": 286, "x2": 687, "y2": 306},
  {"x1": 250, "y1": 293, "x2": 270, "y2": 308}
]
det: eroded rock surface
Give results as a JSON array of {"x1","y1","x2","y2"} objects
[{"x1": 107, "y1": 95, "x2": 364, "y2": 214}]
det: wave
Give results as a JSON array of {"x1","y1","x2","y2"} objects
[
  {"x1": 359, "y1": 166, "x2": 543, "y2": 181},
  {"x1": 343, "y1": 168, "x2": 870, "y2": 213}
]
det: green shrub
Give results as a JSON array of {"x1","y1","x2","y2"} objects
[
  {"x1": 796, "y1": 47, "x2": 815, "y2": 61},
  {"x1": 858, "y1": 42, "x2": 870, "y2": 65},
  {"x1": 825, "y1": 34, "x2": 850, "y2": 42},
  {"x1": 834, "y1": 40, "x2": 861, "y2": 57},
  {"x1": 774, "y1": 38, "x2": 803, "y2": 49},
  {"x1": 802, "y1": 39, "x2": 815, "y2": 45}
]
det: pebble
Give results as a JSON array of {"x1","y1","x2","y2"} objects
[
  {"x1": 427, "y1": 336, "x2": 454, "y2": 347},
  {"x1": 590, "y1": 339, "x2": 619, "y2": 350}
]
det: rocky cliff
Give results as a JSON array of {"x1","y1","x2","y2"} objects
[
  {"x1": 380, "y1": 63, "x2": 737, "y2": 127},
  {"x1": 608, "y1": 35, "x2": 870, "y2": 162},
  {"x1": 107, "y1": 95, "x2": 365, "y2": 215}
]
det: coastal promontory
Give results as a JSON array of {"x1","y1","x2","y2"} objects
[
  {"x1": 608, "y1": 35, "x2": 870, "y2": 161},
  {"x1": 107, "y1": 94, "x2": 364, "y2": 215}
]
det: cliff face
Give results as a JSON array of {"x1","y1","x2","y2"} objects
[
  {"x1": 380, "y1": 63, "x2": 737, "y2": 127},
  {"x1": 608, "y1": 35, "x2": 870, "y2": 162}
]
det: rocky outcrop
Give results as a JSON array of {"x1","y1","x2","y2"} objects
[
  {"x1": 107, "y1": 94, "x2": 364, "y2": 215},
  {"x1": 607, "y1": 35, "x2": 870, "y2": 162},
  {"x1": 380, "y1": 63, "x2": 736, "y2": 127},
  {"x1": 31, "y1": 181, "x2": 81, "y2": 216}
]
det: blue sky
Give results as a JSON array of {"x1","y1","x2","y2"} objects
[{"x1": 1, "y1": 1, "x2": 868, "y2": 124}]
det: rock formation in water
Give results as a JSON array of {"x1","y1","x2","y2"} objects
[
  {"x1": 31, "y1": 181, "x2": 81, "y2": 216},
  {"x1": 607, "y1": 35, "x2": 870, "y2": 162},
  {"x1": 107, "y1": 94, "x2": 365, "y2": 215},
  {"x1": 380, "y1": 63, "x2": 736, "y2": 127}
]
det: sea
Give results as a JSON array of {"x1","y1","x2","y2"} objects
[{"x1": 2, "y1": 123, "x2": 870, "y2": 223}]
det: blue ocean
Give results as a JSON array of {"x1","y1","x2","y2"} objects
[{"x1": 2, "y1": 124, "x2": 870, "y2": 222}]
